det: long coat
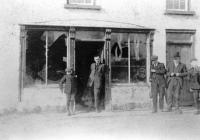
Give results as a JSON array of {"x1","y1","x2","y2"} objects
[
  {"x1": 166, "y1": 62, "x2": 187, "y2": 88},
  {"x1": 150, "y1": 62, "x2": 166, "y2": 87},
  {"x1": 59, "y1": 74, "x2": 77, "y2": 95},
  {"x1": 87, "y1": 63, "x2": 106, "y2": 89},
  {"x1": 188, "y1": 68, "x2": 200, "y2": 90}
]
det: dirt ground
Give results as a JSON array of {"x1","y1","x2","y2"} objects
[{"x1": 0, "y1": 107, "x2": 200, "y2": 140}]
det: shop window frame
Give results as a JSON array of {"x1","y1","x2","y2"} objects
[{"x1": 110, "y1": 32, "x2": 153, "y2": 85}]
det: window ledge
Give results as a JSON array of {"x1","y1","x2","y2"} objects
[
  {"x1": 111, "y1": 83, "x2": 149, "y2": 87},
  {"x1": 64, "y1": 4, "x2": 101, "y2": 10},
  {"x1": 165, "y1": 10, "x2": 195, "y2": 15}
]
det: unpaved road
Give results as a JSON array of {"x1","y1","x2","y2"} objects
[{"x1": 0, "y1": 108, "x2": 200, "y2": 140}]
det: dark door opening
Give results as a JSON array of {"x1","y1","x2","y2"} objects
[{"x1": 75, "y1": 41, "x2": 104, "y2": 105}]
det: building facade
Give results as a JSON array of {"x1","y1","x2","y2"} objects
[{"x1": 0, "y1": 0, "x2": 199, "y2": 111}]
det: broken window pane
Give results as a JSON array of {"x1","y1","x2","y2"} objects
[
  {"x1": 25, "y1": 31, "x2": 46, "y2": 87},
  {"x1": 24, "y1": 31, "x2": 67, "y2": 87}
]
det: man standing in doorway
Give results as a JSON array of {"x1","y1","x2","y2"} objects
[
  {"x1": 87, "y1": 55, "x2": 106, "y2": 112},
  {"x1": 166, "y1": 52, "x2": 187, "y2": 114},
  {"x1": 150, "y1": 55, "x2": 166, "y2": 113}
]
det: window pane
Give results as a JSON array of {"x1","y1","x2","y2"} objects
[
  {"x1": 180, "y1": 0, "x2": 186, "y2": 9},
  {"x1": 111, "y1": 33, "x2": 128, "y2": 83},
  {"x1": 166, "y1": 0, "x2": 173, "y2": 9},
  {"x1": 174, "y1": 0, "x2": 179, "y2": 9},
  {"x1": 166, "y1": 0, "x2": 187, "y2": 10},
  {"x1": 85, "y1": 0, "x2": 92, "y2": 3},
  {"x1": 69, "y1": 0, "x2": 93, "y2": 5},
  {"x1": 25, "y1": 31, "x2": 46, "y2": 87},
  {"x1": 130, "y1": 34, "x2": 147, "y2": 83}
]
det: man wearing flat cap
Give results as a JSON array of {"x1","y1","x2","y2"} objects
[
  {"x1": 166, "y1": 52, "x2": 187, "y2": 114},
  {"x1": 59, "y1": 67, "x2": 77, "y2": 115},
  {"x1": 150, "y1": 55, "x2": 166, "y2": 113}
]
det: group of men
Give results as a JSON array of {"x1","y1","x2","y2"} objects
[
  {"x1": 59, "y1": 52, "x2": 199, "y2": 116},
  {"x1": 150, "y1": 52, "x2": 199, "y2": 114}
]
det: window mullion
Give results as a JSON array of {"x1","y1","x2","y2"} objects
[
  {"x1": 128, "y1": 34, "x2": 131, "y2": 83},
  {"x1": 45, "y1": 31, "x2": 48, "y2": 87}
]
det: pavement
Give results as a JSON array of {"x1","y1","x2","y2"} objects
[{"x1": 0, "y1": 107, "x2": 200, "y2": 140}]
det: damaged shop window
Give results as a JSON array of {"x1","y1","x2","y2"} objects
[{"x1": 24, "y1": 31, "x2": 67, "y2": 87}]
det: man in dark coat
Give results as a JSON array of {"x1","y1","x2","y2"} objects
[
  {"x1": 188, "y1": 59, "x2": 200, "y2": 115},
  {"x1": 87, "y1": 55, "x2": 106, "y2": 112},
  {"x1": 59, "y1": 68, "x2": 77, "y2": 115},
  {"x1": 150, "y1": 55, "x2": 166, "y2": 113},
  {"x1": 166, "y1": 52, "x2": 187, "y2": 114}
]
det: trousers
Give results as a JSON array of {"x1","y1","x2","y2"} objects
[
  {"x1": 167, "y1": 79, "x2": 181, "y2": 109},
  {"x1": 193, "y1": 90, "x2": 200, "y2": 111},
  {"x1": 151, "y1": 82, "x2": 165, "y2": 111}
]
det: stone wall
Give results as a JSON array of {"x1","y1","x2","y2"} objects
[{"x1": 111, "y1": 85, "x2": 151, "y2": 111}]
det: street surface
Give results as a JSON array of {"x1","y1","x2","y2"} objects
[{"x1": 0, "y1": 108, "x2": 200, "y2": 140}]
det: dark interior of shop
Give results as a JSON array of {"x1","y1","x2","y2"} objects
[
  {"x1": 75, "y1": 41, "x2": 105, "y2": 106},
  {"x1": 25, "y1": 31, "x2": 66, "y2": 86}
]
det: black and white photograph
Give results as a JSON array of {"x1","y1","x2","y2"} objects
[{"x1": 0, "y1": 0, "x2": 200, "y2": 140}]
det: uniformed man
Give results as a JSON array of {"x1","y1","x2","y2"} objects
[
  {"x1": 59, "y1": 68, "x2": 77, "y2": 116},
  {"x1": 166, "y1": 52, "x2": 187, "y2": 114},
  {"x1": 87, "y1": 55, "x2": 106, "y2": 112},
  {"x1": 150, "y1": 55, "x2": 166, "y2": 113}
]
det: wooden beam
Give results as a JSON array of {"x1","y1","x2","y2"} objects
[
  {"x1": 128, "y1": 34, "x2": 131, "y2": 83},
  {"x1": 105, "y1": 29, "x2": 112, "y2": 111},
  {"x1": 19, "y1": 26, "x2": 27, "y2": 102},
  {"x1": 146, "y1": 32, "x2": 152, "y2": 85},
  {"x1": 45, "y1": 31, "x2": 48, "y2": 86},
  {"x1": 69, "y1": 27, "x2": 76, "y2": 69}
]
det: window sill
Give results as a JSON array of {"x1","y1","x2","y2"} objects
[
  {"x1": 64, "y1": 4, "x2": 101, "y2": 10},
  {"x1": 111, "y1": 83, "x2": 149, "y2": 87},
  {"x1": 165, "y1": 10, "x2": 195, "y2": 15}
]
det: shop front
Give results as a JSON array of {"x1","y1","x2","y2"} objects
[{"x1": 19, "y1": 22, "x2": 154, "y2": 110}]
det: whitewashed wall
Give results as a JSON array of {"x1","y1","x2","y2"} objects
[{"x1": 0, "y1": 0, "x2": 200, "y2": 109}]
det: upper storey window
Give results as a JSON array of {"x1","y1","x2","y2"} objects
[
  {"x1": 166, "y1": 0, "x2": 189, "y2": 11},
  {"x1": 165, "y1": 0, "x2": 195, "y2": 15},
  {"x1": 68, "y1": 0, "x2": 95, "y2": 5},
  {"x1": 65, "y1": 0, "x2": 101, "y2": 10}
]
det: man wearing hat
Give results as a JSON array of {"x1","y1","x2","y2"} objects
[
  {"x1": 59, "y1": 67, "x2": 77, "y2": 115},
  {"x1": 150, "y1": 55, "x2": 166, "y2": 113},
  {"x1": 166, "y1": 52, "x2": 187, "y2": 114}
]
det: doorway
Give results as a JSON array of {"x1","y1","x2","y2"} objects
[
  {"x1": 166, "y1": 44, "x2": 193, "y2": 106},
  {"x1": 75, "y1": 41, "x2": 104, "y2": 105}
]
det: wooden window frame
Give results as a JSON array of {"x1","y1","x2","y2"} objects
[
  {"x1": 110, "y1": 32, "x2": 152, "y2": 85},
  {"x1": 166, "y1": 29, "x2": 196, "y2": 63},
  {"x1": 166, "y1": 0, "x2": 189, "y2": 11},
  {"x1": 65, "y1": 0, "x2": 101, "y2": 10},
  {"x1": 67, "y1": 0, "x2": 96, "y2": 5},
  {"x1": 165, "y1": 0, "x2": 195, "y2": 15}
]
